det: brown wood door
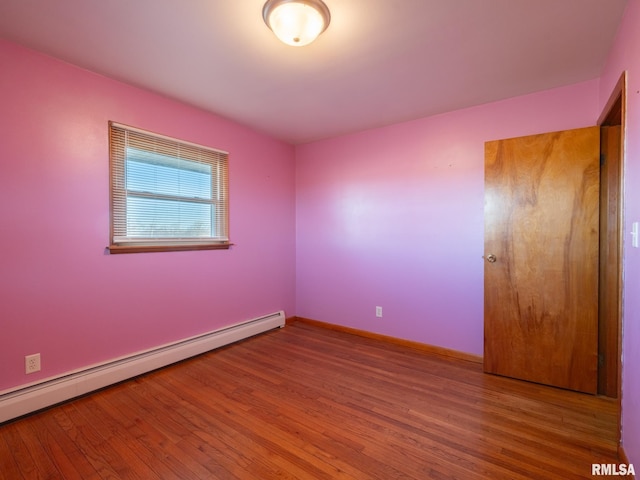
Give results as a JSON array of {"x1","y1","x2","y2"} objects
[{"x1": 483, "y1": 126, "x2": 600, "y2": 394}]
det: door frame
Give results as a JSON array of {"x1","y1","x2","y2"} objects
[{"x1": 596, "y1": 71, "x2": 626, "y2": 442}]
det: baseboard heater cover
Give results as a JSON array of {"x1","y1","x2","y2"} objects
[{"x1": 0, "y1": 311, "x2": 285, "y2": 424}]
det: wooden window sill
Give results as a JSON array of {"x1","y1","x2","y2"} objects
[{"x1": 107, "y1": 243, "x2": 233, "y2": 254}]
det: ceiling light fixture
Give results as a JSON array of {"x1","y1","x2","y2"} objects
[{"x1": 262, "y1": 0, "x2": 331, "y2": 47}]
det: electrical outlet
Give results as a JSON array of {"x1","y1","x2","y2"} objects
[
  {"x1": 375, "y1": 306, "x2": 383, "y2": 318},
  {"x1": 25, "y1": 353, "x2": 41, "y2": 374}
]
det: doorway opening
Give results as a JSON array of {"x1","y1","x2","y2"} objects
[
  {"x1": 597, "y1": 71, "x2": 625, "y2": 400},
  {"x1": 597, "y1": 72, "x2": 626, "y2": 448}
]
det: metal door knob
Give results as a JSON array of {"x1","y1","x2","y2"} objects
[{"x1": 486, "y1": 254, "x2": 497, "y2": 263}]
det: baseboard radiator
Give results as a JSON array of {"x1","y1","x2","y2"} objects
[{"x1": 0, "y1": 311, "x2": 285, "y2": 424}]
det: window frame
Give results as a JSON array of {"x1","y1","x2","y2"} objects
[{"x1": 108, "y1": 122, "x2": 231, "y2": 254}]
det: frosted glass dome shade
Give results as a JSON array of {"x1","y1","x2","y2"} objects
[{"x1": 263, "y1": 0, "x2": 331, "y2": 47}]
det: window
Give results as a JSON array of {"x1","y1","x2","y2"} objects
[{"x1": 108, "y1": 122, "x2": 229, "y2": 253}]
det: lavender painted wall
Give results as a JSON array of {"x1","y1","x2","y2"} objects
[
  {"x1": 0, "y1": 39, "x2": 296, "y2": 392},
  {"x1": 295, "y1": 80, "x2": 599, "y2": 356},
  {"x1": 599, "y1": 0, "x2": 640, "y2": 466}
]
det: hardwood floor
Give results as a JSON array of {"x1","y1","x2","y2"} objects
[{"x1": 0, "y1": 321, "x2": 620, "y2": 479}]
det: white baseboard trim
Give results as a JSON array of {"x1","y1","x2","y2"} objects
[{"x1": 0, "y1": 311, "x2": 285, "y2": 423}]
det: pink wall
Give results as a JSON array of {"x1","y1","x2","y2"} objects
[
  {"x1": 295, "y1": 80, "x2": 599, "y2": 356},
  {"x1": 599, "y1": 0, "x2": 640, "y2": 467},
  {"x1": 3, "y1": 7, "x2": 637, "y2": 462},
  {"x1": 0, "y1": 39, "x2": 296, "y2": 392}
]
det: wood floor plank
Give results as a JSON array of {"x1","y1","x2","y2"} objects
[
  {"x1": 0, "y1": 427, "x2": 27, "y2": 480},
  {"x1": 38, "y1": 409, "x2": 102, "y2": 480},
  {"x1": 0, "y1": 321, "x2": 621, "y2": 479},
  {"x1": 72, "y1": 393, "x2": 181, "y2": 480},
  {"x1": 19, "y1": 414, "x2": 87, "y2": 480},
  {"x1": 162, "y1": 366, "x2": 366, "y2": 479},
  {"x1": 105, "y1": 381, "x2": 246, "y2": 480},
  {"x1": 140, "y1": 375, "x2": 309, "y2": 479},
  {"x1": 54, "y1": 403, "x2": 142, "y2": 479}
]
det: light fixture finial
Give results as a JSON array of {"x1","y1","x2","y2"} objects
[{"x1": 263, "y1": 0, "x2": 331, "y2": 47}]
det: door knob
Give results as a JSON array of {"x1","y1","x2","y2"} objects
[{"x1": 485, "y1": 254, "x2": 497, "y2": 263}]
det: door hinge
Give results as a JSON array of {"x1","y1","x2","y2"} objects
[
  {"x1": 598, "y1": 353, "x2": 605, "y2": 367},
  {"x1": 600, "y1": 153, "x2": 606, "y2": 166}
]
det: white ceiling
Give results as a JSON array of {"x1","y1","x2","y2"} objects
[{"x1": 0, "y1": 0, "x2": 628, "y2": 144}]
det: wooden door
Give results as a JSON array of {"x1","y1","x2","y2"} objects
[{"x1": 483, "y1": 126, "x2": 600, "y2": 394}]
